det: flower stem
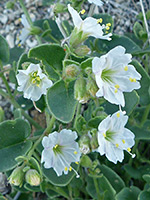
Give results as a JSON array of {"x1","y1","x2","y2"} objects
[
  {"x1": 74, "y1": 103, "x2": 81, "y2": 128},
  {"x1": 27, "y1": 115, "x2": 55, "y2": 159},
  {"x1": 93, "y1": 177, "x2": 102, "y2": 200},
  {"x1": 140, "y1": 104, "x2": 150, "y2": 127},
  {"x1": 18, "y1": 0, "x2": 42, "y2": 44}
]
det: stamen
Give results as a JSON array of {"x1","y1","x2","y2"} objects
[
  {"x1": 106, "y1": 23, "x2": 111, "y2": 26},
  {"x1": 122, "y1": 139, "x2": 125, "y2": 144},
  {"x1": 124, "y1": 66, "x2": 128, "y2": 71},
  {"x1": 106, "y1": 31, "x2": 109, "y2": 34},
  {"x1": 72, "y1": 167, "x2": 80, "y2": 178},
  {"x1": 97, "y1": 18, "x2": 103, "y2": 23},
  {"x1": 54, "y1": 144, "x2": 58, "y2": 149},
  {"x1": 127, "y1": 147, "x2": 131, "y2": 152},
  {"x1": 74, "y1": 151, "x2": 77, "y2": 155},
  {"x1": 115, "y1": 89, "x2": 118, "y2": 93},
  {"x1": 18, "y1": 43, "x2": 21, "y2": 47},
  {"x1": 106, "y1": 26, "x2": 110, "y2": 30},
  {"x1": 75, "y1": 162, "x2": 79, "y2": 165},
  {"x1": 103, "y1": 133, "x2": 106, "y2": 137},
  {"x1": 116, "y1": 143, "x2": 119, "y2": 148},
  {"x1": 115, "y1": 84, "x2": 120, "y2": 89},
  {"x1": 116, "y1": 113, "x2": 120, "y2": 118},
  {"x1": 127, "y1": 148, "x2": 136, "y2": 158},
  {"x1": 129, "y1": 78, "x2": 136, "y2": 82},
  {"x1": 80, "y1": 9, "x2": 85, "y2": 15},
  {"x1": 64, "y1": 167, "x2": 68, "y2": 171},
  {"x1": 69, "y1": 167, "x2": 72, "y2": 171}
]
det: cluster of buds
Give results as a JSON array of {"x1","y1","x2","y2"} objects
[{"x1": 8, "y1": 166, "x2": 41, "y2": 187}]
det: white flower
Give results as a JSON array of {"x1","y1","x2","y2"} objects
[
  {"x1": 88, "y1": 0, "x2": 103, "y2": 6},
  {"x1": 16, "y1": 63, "x2": 53, "y2": 101},
  {"x1": 92, "y1": 46, "x2": 141, "y2": 107},
  {"x1": 68, "y1": 4, "x2": 112, "y2": 41},
  {"x1": 97, "y1": 111, "x2": 135, "y2": 164},
  {"x1": 18, "y1": 14, "x2": 31, "y2": 45},
  {"x1": 41, "y1": 129, "x2": 81, "y2": 176}
]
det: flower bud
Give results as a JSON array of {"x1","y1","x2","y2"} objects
[
  {"x1": 53, "y1": 3, "x2": 66, "y2": 14},
  {"x1": 25, "y1": 169, "x2": 41, "y2": 186},
  {"x1": 79, "y1": 135, "x2": 91, "y2": 154},
  {"x1": 90, "y1": 134, "x2": 99, "y2": 150},
  {"x1": 86, "y1": 76, "x2": 99, "y2": 97},
  {"x1": 74, "y1": 77, "x2": 90, "y2": 104},
  {"x1": 64, "y1": 64, "x2": 80, "y2": 81},
  {"x1": 69, "y1": 28, "x2": 88, "y2": 48},
  {"x1": 29, "y1": 26, "x2": 42, "y2": 35},
  {"x1": 8, "y1": 167, "x2": 24, "y2": 187},
  {"x1": 6, "y1": 1, "x2": 15, "y2": 9},
  {"x1": 74, "y1": 45, "x2": 90, "y2": 57}
]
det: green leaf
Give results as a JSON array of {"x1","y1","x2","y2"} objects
[
  {"x1": 115, "y1": 186, "x2": 141, "y2": 200},
  {"x1": 133, "y1": 22, "x2": 144, "y2": 40},
  {"x1": 99, "y1": 164, "x2": 125, "y2": 193},
  {"x1": 124, "y1": 91, "x2": 140, "y2": 115},
  {"x1": 131, "y1": 60, "x2": 150, "y2": 106},
  {"x1": 46, "y1": 80, "x2": 77, "y2": 123},
  {"x1": 0, "y1": 119, "x2": 32, "y2": 172},
  {"x1": 138, "y1": 191, "x2": 150, "y2": 200},
  {"x1": 129, "y1": 123, "x2": 150, "y2": 140},
  {"x1": 46, "y1": 189, "x2": 59, "y2": 199},
  {"x1": 42, "y1": 163, "x2": 78, "y2": 186},
  {"x1": 123, "y1": 164, "x2": 141, "y2": 179},
  {"x1": 80, "y1": 58, "x2": 92, "y2": 70},
  {"x1": 95, "y1": 34, "x2": 141, "y2": 54},
  {"x1": 86, "y1": 174, "x2": 116, "y2": 200},
  {"x1": 0, "y1": 35, "x2": 10, "y2": 64},
  {"x1": 28, "y1": 44, "x2": 65, "y2": 71},
  {"x1": 9, "y1": 47, "x2": 25, "y2": 65},
  {"x1": 88, "y1": 116, "x2": 106, "y2": 128},
  {"x1": 143, "y1": 174, "x2": 150, "y2": 183},
  {"x1": 75, "y1": 115, "x2": 87, "y2": 133}
]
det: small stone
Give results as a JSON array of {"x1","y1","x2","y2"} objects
[
  {"x1": 0, "y1": 14, "x2": 8, "y2": 24},
  {"x1": 6, "y1": 34, "x2": 14, "y2": 48}
]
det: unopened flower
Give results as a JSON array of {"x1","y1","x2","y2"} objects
[
  {"x1": 68, "y1": 4, "x2": 112, "y2": 42},
  {"x1": 8, "y1": 167, "x2": 24, "y2": 187},
  {"x1": 92, "y1": 46, "x2": 141, "y2": 107},
  {"x1": 88, "y1": 0, "x2": 103, "y2": 6},
  {"x1": 97, "y1": 111, "x2": 135, "y2": 164},
  {"x1": 18, "y1": 14, "x2": 31, "y2": 45},
  {"x1": 16, "y1": 63, "x2": 53, "y2": 101},
  {"x1": 25, "y1": 169, "x2": 41, "y2": 186},
  {"x1": 41, "y1": 129, "x2": 81, "y2": 176}
]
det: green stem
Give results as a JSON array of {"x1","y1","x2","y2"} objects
[
  {"x1": 140, "y1": 104, "x2": 150, "y2": 127},
  {"x1": 93, "y1": 178, "x2": 102, "y2": 200},
  {"x1": 0, "y1": 88, "x2": 9, "y2": 99},
  {"x1": 48, "y1": 34, "x2": 60, "y2": 44},
  {"x1": 27, "y1": 115, "x2": 55, "y2": 159},
  {"x1": 47, "y1": 184, "x2": 70, "y2": 199},
  {"x1": 18, "y1": 0, "x2": 42, "y2": 44},
  {"x1": 74, "y1": 103, "x2": 81, "y2": 128}
]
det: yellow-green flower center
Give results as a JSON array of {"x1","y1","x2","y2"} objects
[
  {"x1": 30, "y1": 71, "x2": 41, "y2": 87},
  {"x1": 101, "y1": 68, "x2": 115, "y2": 83}
]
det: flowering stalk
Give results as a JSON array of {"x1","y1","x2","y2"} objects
[{"x1": 18, "y1": 0, "x2": 42, "y2": 44}]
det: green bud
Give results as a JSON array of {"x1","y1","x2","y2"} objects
[
  {"x1": 25, "y1": 169, "x2": 41, "y2": 186},
  {"x1": 74, "y1": 45, "x2": 90, "y2": 57},
  {"x1": 0, "y1": 106, "x2": 4, "y2": 122},
  {"x1": 74, "y1": 77, "x2": 90, "y2": 104},
  {"x1": 8, "y1": 167, "x2": 24, "y2": 187},
  {"x1": 64, "y1": 64, "x2": 80, "y2": 81},
  {"x1": 22, "y1": 62, "x2": 31, "y2": 69},
  {"x1": 53, "y1": 3, "x2": 66, "y2": 14},
  {"x1": 86, "y1": 76, "x2": 99, "y2": 97},
  {"x1": 80, "y1": 155, "x2": 92, "y2": 168},
  {"x1": 90, "y1": 134, "x2": 99, "y2": 150},
  {"x1": 69, "y1": 28, "x2": 88, "y2": 48},
  {"x1": 79, "y1": 135, "x2": 91, "y2": 154},
  {"x1": 6, "y1": 1, "x2": 15, "y2": 9},
  {"x1": 29, "y1": 26, "x2": 42, "y2": 35}
]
